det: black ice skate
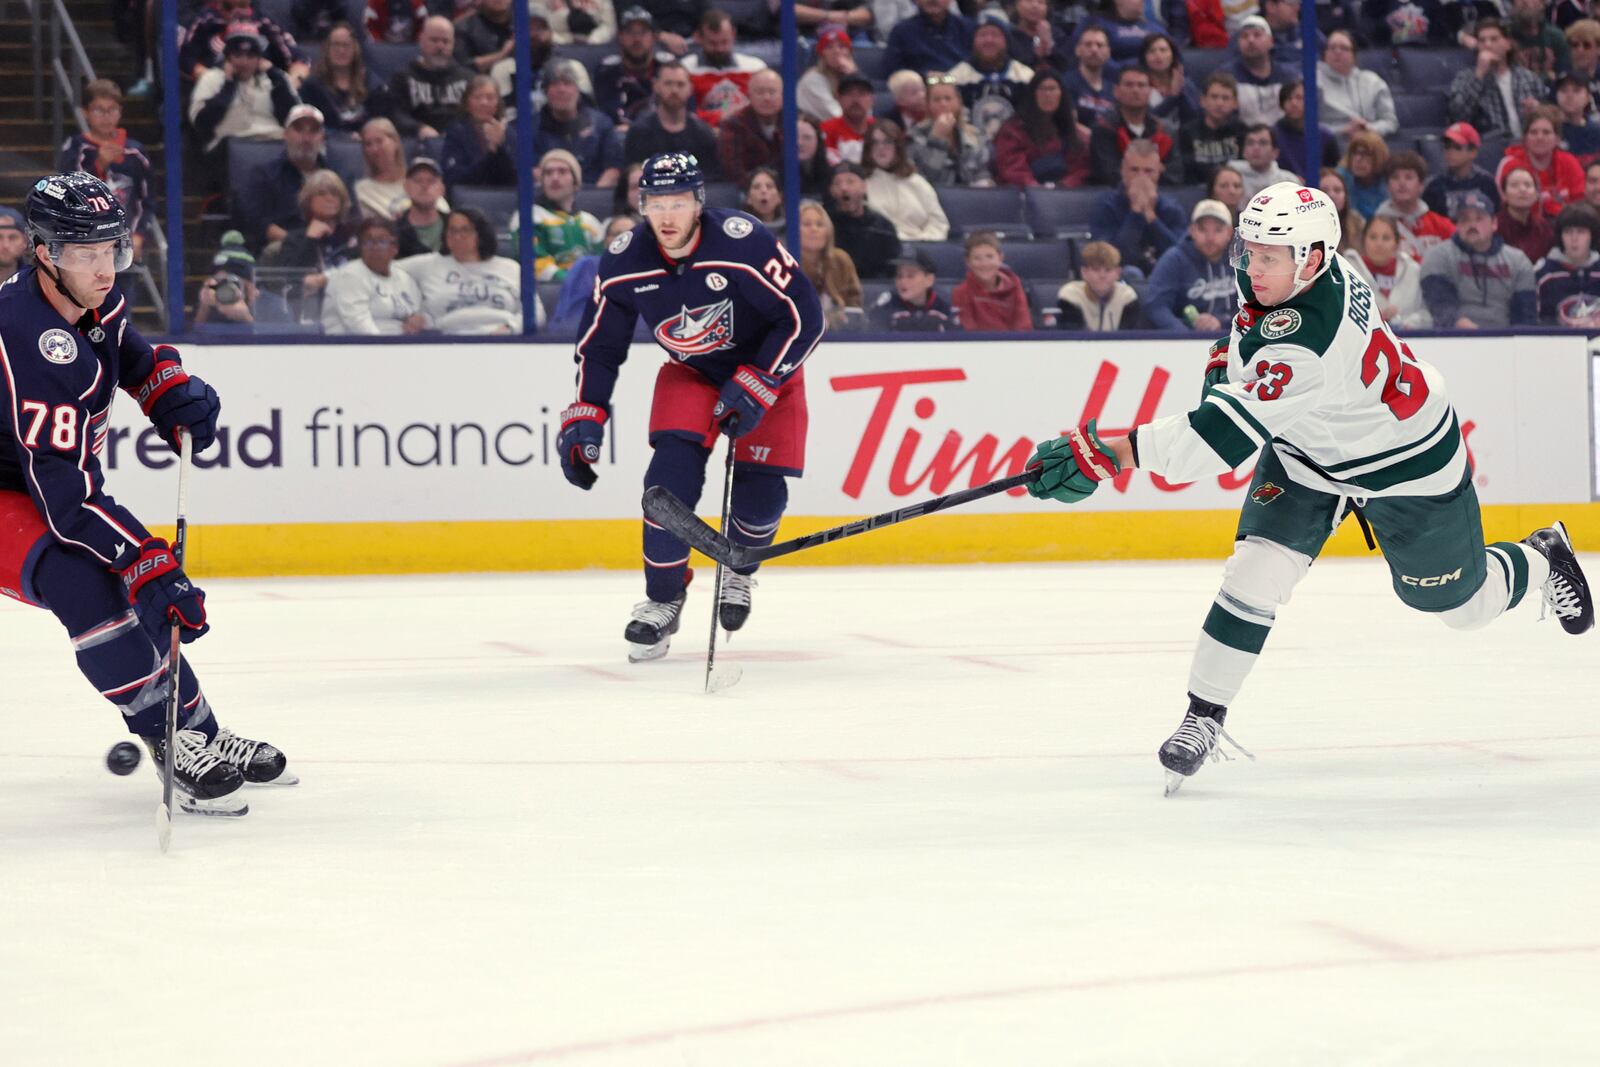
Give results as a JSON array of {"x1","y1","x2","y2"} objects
[
  {"x1": 718, "y1": 572, "x2": 756, "y2": 633},
  {"x1": 1158, "y1": 695, "x2": 1254, "y2": 796},
  {"x1": 626, "y1": 589, "x2": 687, "y2": 662},
  {"x1": 209, "y1": 727, "x2": 298, "y2": 785},
  {"x1": 1522, "y1": 521, "x2": 1594, "y2": 635},
  {"x1": 144, "y1": 729, "x2": 248, "y2": 816}
]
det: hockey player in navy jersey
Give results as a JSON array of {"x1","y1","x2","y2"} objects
[
  {"x1": 557, "y1": 152, "x2": 825, "y2": 661},
  {"x1": 0, "y1": 173, "x2": 293, "y2": 815}
]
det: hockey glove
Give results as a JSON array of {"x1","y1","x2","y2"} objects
[
  {"x1": 1026, "y1": 420, "x2": 1121, "y2": 505},
  {"x1": 557, "y1": 402, "x2": 606, "y2": 490},
  {"x1": 118, "y1": 538, "x2": 209, "y2": 644},
  {"x1": 1201, "y1": 338, "x2": 1230, "y2": 400},
  {"x1": 712, "y1": 366, "x2": 781, "y2": 440},
  {"x1": 137, "y1": 356, "x2": 221, "y2": 453}
]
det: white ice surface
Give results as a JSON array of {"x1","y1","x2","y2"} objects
[{"x1": 2, "y1": 559, "x2": 1598, "y2": 1067}]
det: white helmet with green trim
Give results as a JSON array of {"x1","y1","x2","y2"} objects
[{"x1": 1228, "y1": 181, "x2": 1342, "y2": 302}]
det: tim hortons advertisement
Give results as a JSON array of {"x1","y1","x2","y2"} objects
[{"x1": 96, "y1": 337, "x2": 1593, "y2": 525}]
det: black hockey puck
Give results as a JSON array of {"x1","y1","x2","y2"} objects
[{"x1": 106, "y1": 741, "x2": 142, "y2": 776}]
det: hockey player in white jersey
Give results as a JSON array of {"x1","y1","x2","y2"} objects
[{"x1": 1024, "y1": 182, "x2": 1593, "y2": 794}]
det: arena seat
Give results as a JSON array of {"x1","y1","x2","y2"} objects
[
  {"x1": 936, "y1": 185, "x2": 1030, "y2": 238},
  {"x1": 1024, "y1": 186, "x2": 1106, "y2": 239},
  {"x1": 1395, "y1": 47, "x2": 1470, "y2": 93},
  {"x1": 905, "y1": 240, "x2": 967, "y2": 278},
  {"x1": 365, "y1": 42, "x2": 417, "y2": 83},
  {"x1": 1393, "y1": 92, "x2": 1449, "y2": 131}
]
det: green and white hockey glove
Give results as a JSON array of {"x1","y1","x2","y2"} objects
[{"x1": 1026, "y1": 419, "x2": 1121, "y2": 505}]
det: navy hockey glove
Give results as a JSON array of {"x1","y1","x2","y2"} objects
[
  {"x1": 1026, "y1": 420, "x2": 1121, "y2": 505},
  {"x1": 136, "y1": 355, "x2": 221, "y2": 453},
  {"x1": 712, "y1": 366, "x2": 780, "y2": 440},
  {"x1": 118, "y1": 539, "x2": 209, "y2": 644},
  {"x1": 1200, "y1": 338, "x2": 1230, "y2": 400},
  {"x1": 557, "y1": 402, "x2": 606, "y2": 490}
]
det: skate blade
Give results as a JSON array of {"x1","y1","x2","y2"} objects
[
  {"x1": 179, "y1": 794, "x2": 249, "y2": 817},
  {"x1": 1163, "y1": 770, "x2": 1189, "y2": 797},
  {"x1": 628, "y1": 638, "x2": 672, "y2": 663},
  {"x1": 705, "y1": 663, "x2": 743, "y2": 694},
  {"x1": 247, "y1": 770, "x2": 299, "y2": 786}
]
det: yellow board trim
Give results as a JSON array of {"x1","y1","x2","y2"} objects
[{"x1": 157, "y1": 503, "x2": 1600, "y2": 577}]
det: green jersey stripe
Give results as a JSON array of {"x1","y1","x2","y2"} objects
[
  {"x1": 1189, "y1": 403, "x2": 1260, "y2": 469},
  {"x1": 1342, "y1": 416, "x2": 1462, "y2": 492},
  {"x1": 1321, "y1": 409, "x2": 1454, "y2": 474},
  {"x1": 1209, "y1": 390, "x2": 1271, "y2": 443}
]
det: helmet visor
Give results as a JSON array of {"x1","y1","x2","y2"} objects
[{"x1": 50, "y1": 236, "x2": 133, "y2": 274}]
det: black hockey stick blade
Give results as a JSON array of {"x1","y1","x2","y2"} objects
[{"x1": 643, "y1": 468, "x2": 1039, "y2": 569}]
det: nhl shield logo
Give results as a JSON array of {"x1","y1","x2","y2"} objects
[
  {"x1": 1251, "y1": 482, "x2": 1285, "y2": 505},
  {"x1": 655, "y1": 299, "x2": 736, "y2": 357},
  {"x1": 38, "y1": 328, "x2": 77, "y2": 365}
]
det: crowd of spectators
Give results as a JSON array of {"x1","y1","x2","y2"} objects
[{"x1": 56, "y1": 0, "x2": 1600, "y2": 333}]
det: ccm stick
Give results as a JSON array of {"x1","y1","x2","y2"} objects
[
  {"x1": 156, "y1": 429, "x2": 192, "y2": 853},
  {"x1": 642, "y1": 469, "x2": 1039, "y2": 569}
]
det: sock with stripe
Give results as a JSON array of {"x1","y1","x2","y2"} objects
[
  {"x1": 642, "y1": 435, "x2": 711, "y2": 603},
  {"x1": 727, "y1": 469, "x2": 787, "y2": 576}
]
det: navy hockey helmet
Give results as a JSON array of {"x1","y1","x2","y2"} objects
[
  {"x1": 639, "y1": 152, "x2": 706, "y2": 206},
  {"x1": 25, "y1": 172, "x2": 134, "y2": 273}
]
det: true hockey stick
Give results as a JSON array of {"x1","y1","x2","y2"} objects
[
  {"x1": 643, "y1": 468, "x2": 1040, "y2": 569},
  {"x1": 703, "y1": 442, "x2": 742, "y2": 694},
  {"x1": 156, "y1": 429, "x2": 192, "y2": 853}
]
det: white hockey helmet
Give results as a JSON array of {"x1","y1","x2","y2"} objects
[{"x1": 1229, "y1": 181, "x2": 1342, "y2": 302}]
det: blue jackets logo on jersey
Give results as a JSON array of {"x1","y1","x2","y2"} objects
[
  {"x1": 655, "y1": 299, "x2": 736, "y2": 357},
  {"x1": 38, "y1": 329, "x2": 77, "y2": 364}
]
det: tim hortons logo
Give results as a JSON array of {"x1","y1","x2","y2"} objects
[{"x1": 829, "y1": 363, "x2": 1256, "y2": 500}]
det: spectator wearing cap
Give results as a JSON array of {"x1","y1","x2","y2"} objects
[
  {"x1": 820, "y1": 73, "x2": 877, "y2": 165},
  {"x1": 193, "y1": 229, "x2": 293, "y2": 332},
  {"x1": 453, "y1": 0, "x2": 515, "y2": 73},
  {"x1": 363, "y1": 0, "x2": 427, "y2": 43},
  {"x1": 910, "y1": 71, "x2": 992, "y2": 186},
  {"x1": 1421, "y1": 189, "x2": 1537, "y2": 328},
  {"x1": 1089, "y1": 138, "x2": 1186, "y2": 276},
  {"x1": 871, "y1": 249, "x2": 957, "y2": 331},
  {"x1": 947, "y1": 12, "x2": 1034, "y2": 141},
  {"x1": 180, "y1": 0, "x2": 307, "y2": 85},
  {"x1": 1375, "y1": 151, "x2": 1456, "y2": 264},
  {"x1": 60, "y1": 79, "x2": 152, "y2": 257},
  {"x1": 1089, "y1": 65, "x2": 1174, "y2": 186},
  {"x1": 536, "y1": 59, "x2": 625, "y2": 187},
  {"x1": 298, "y1": 21, "x2": 385, "y2": 134},
  {"x1": 718, "y1": 68, "x2": 784, "y2": 187},
  {"x1": 1315, "y1": 29, "x2": 1397, "y2": 142},
  {"x1": 682, "y1": 9, "x2": 768, "y2": 127},
  {"x1": 397, "y1": 157, "x2": 451, "y2": 256},
  {"x1": 995, "y1": 70, "x2": 1088, "y2": 188},
  {"x1": 1535, "y1": 203, "x2": 1600, "y2": 323},
  {"x1": 237, "y1": 103, "x2": 334, "y2": 249},
  {"x1": 1145, "y1": 198, "x2": 1234, "y2": 332},
  {"x1": 513, "y1": 149, "x2": 604, "y2": 281},
  {"x1": 883, "y1": 0, "x2": 974, "y2": 78},
  {"x1": 1062, "y1": 25, "x2": 1116, "y2": 129},
  {"x1": 1180, "y1": 72, "x2": 1245, "y2": 185},
  {"x1": 188, "y1": 27, "x2": 300, "y2": 156},
  {"x1": 322, "y1": 216, "x2": 426, "y2": 335},
  {"x1": 1497, "y1": 164, "x2": 1556, "y2": 264},
  {"x1": 1230, "y1": 15, "x2": 1294, "y2": 128},
  {"x1": 622, "y1": 62, "x2": 720, "y2": 175},
  {"x1": 1496, "y1": 106, "x2": 1586, "y2": 217},
  {"x1": 1261, "y1": 0, "x2": 1321, "y2": 64},
  {"x1": 1274, "y1": 82, "x2": 1337, "y2": 178},
  {"x1": 1424, "y1": 123, "x2": 1502, "y2": 218},
  {"x1": 385, "y1": 16, "x2": 475, "y2": 140},
  {"x1": 826, "y1": 164, "x2": 901, "y2": 279},
  {"x1": 798, "y1": 199, "x2": 865, "y2": 330},
  {"x1": 1082, "y1": 0, "x2": 1161, "y2": 63},
  {"x1": 404, "y1": 206, "x2": 542, "y2": 331},
  {"x1": 0, "y1": 207, "x2": 29, "y2": 285},
  {"x1": 1565, "y1": 18, "x2": 1600, "y2": 102},
  {"x1": 1508, "y1": 0, "x2": 1569, "y2": 80},
  {"x1": 1056, "y1": 240, "x2": 1142, "y2": 331},
  {"x1": 442, "y1": 75, "x2": 516, "y2": 189},
  {"x1": 877, "y1": 70, "x2": 928, "y2": 132},
  {"x1": 1447, "y1": 17, "x2": 1545, "y2": 141},
  {"x1": 596, "y1": 8, "x2": 677, "y2": 129},
  {"x1": 1350, "y1": 215, "x2": 1429, "y2": 330},
  {"x1": 862, "y1": 120, "x2": 949, "y2": 241},
  {"x1": 354, "y1": 117, "x2": 412, "y2": 218},
  {"x1": 543, "y1": 0, "x2": 615, "y2": 44},
  {"x1": 952, "y1": 231, "x2": 1031, "y2": 332},
  {"x1": 1226, "y1": 124, "x2": 1297, "y2": 200},
  {"x1": 797, "y1": 25, "x2": 857, "y2": 123},
  {"x1": 1556, "y1": 73, "x2": 1600, "y2": 166}
]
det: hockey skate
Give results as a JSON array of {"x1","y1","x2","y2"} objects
[
  {"x1": 626, "y1": 589, "x2": 688, "y2": 662},
  {"x1": 1158, "y1": 695, "x2": 1254, "y2": 796},
  {"x1": 144, "y1": 729, "x2": 248, "y2": 817},
  {"x1": 718, "y1": 572, "x2": 756, "y2": 633},
  {"x1": 209, "y1": 727, "x2": 298, "y2": 786},
  {"x1": 1522, "y1": 521, "x2": 1594, "y2": 635}
]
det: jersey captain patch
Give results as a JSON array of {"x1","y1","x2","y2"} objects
[
  {"x1": 1259, "y1": 308, "x2": 1301, "y2": 340},
  {"x1": 38, "y1": 328, "x2": 77, "y2": 364},
  {"x1": 654, "y1": 299, "x2": 736, "y2": 357}
]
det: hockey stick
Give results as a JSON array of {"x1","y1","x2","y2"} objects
[
  {"x1": 703, "y1": 442, "x2": 742, "y2": 694},
  {"x1": 156, "y1": 429, "x2": 192, "y2": 854},
  {"x1": 643, "y1": 468, "x2": 1039, "y2": 569}
]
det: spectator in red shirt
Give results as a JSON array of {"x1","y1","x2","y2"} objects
[
  {"x1": 994, "y1": 70, "x2": 1089, "y2": 188},
  {"x1": 953, "y1": 231, "x2": 1031, "y2": 331},
  {"x1": 820, "y1": 74, "x2": 876, "y2": 165},
  {"x1": 1496, "y1": 106, "x2": 1587, "y2": 217},
  {"x1": 682, "y1": 9, "x2": 767, "y2": 127},
  {"x1": 1497, "y1": 164, "x2": 1557, "y2": 265},
  {"x1": 1375, "y1": 151, "x2": 1456, "y2": 264}
]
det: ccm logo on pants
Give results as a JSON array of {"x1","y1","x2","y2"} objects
[{"x1": 1401, "y1": 568, "x2": 1463, "y2": 588}]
